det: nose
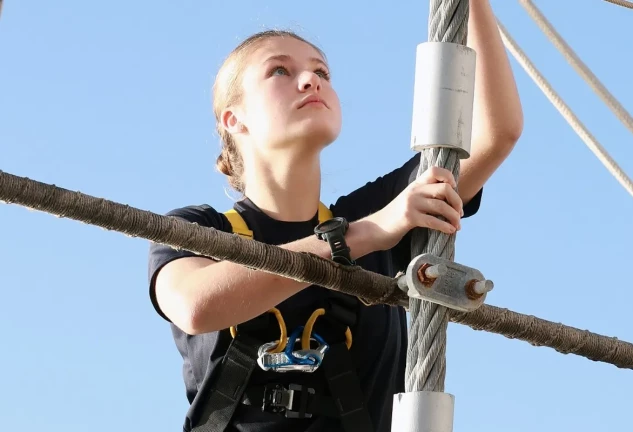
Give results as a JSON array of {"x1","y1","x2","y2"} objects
[{"x1": 298, "y1": 71, "x2": 321, "y2": 92}]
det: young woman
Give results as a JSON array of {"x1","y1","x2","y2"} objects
[{"x1": 147, "y1": 1, "x2": 523, "y2": 431}]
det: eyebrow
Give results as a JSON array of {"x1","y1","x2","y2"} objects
[{"x1": 263, "y1": 54, "x2": 329, "y2": 69}]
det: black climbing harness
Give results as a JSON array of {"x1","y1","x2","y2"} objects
[{"x1": 189, "y1": 204, "x2": 374, "y2": 432}]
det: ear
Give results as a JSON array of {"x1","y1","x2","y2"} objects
[{"x1": 220, "y1": 108, "x2": 247, "y2": 135}]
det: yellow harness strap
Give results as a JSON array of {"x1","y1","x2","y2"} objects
[
  {"x1": 223, "y1": 209, "x2": 254, "y2": 239},
  {"x1": 224, "y1": 202, "x2": 358, "y2": 352},
  {"x1": 223, "y1": 202, "x2": 333, "y2": 239}
]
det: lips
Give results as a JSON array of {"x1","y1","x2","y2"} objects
[{"x1": 298, "y1": 95, "x2": 327, "y2": 109}]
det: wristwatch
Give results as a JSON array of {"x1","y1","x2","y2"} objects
[{"x1": 314, "y1": 217, "x2": 355, "y2": 266}]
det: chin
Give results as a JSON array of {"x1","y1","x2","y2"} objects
[
  {"x1": 265, "y1": 116, "x2": 340, "y2": 152},
  {"x1": 294, "y1": 120, "x2": 340, "y2": 148},
  {"x1": 302, "y1": 130, "x2": 338, "y2": 151}
]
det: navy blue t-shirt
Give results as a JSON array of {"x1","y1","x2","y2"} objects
[{"x1": 147, "y1": 153, "x2": 482, "y2": 432}]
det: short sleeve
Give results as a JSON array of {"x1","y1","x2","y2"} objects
[{"x1": 147, "y1": 204, "x2": 230, "y2": 322}]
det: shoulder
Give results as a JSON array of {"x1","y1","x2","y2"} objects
[
  {"x1": 148, "y1": 203, "x2": 235, "y2": 275},
  {"x1": 163, "y1": 204, "x2": 228, "y2": 228},
  {"x1": 147, "y1": 203, "x2": 234, "y2": 321}
]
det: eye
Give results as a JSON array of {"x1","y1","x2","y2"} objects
[
  {"x1": 315, "y1": 67, "x2": 331, "y2": 81},
  {"x1": 269, "y1": 65, "x2": 289, "y2": 76}
]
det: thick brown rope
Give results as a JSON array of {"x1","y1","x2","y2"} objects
[
  {"x1": 1, "y1": 169, "x2": 633, "y2": 370},
  {"x1": 0, "y1": 169, "x2": 405, "y2": 306},
  {"x1": 452, "y1": 305, "x2": 633, "y2": 369}
]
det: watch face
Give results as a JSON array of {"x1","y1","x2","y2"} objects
[{"x1": 316, "y1": 218, "x2": 342, "y2": 233}]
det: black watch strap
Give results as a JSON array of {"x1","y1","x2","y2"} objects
[{"x1": 314, "y1": 217, "x2": 355, "y2": 266}]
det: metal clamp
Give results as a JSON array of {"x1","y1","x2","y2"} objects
[{"x1": 401, "y1": 253, "x2": 493, "y2": 312}]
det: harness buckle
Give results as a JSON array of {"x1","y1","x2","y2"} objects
[{"x1": 261, "y1": 383, "x2": 315, "y2": 419}]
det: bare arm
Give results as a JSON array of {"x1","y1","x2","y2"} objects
[
  {"x1": 154, "y1": 217, "x2": 379, "y2": 335},
  {"x1": 459, "y1": 0, "x2": 524, "y2": 203},
  {"x1": 153, "y1": 166, "x2": 466, "y2": 336}
]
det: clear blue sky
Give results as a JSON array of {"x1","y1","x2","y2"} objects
[{"x1": 1, "y1": 0, "x2": 632, "y2": 431}]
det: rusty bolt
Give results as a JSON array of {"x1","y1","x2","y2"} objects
[
  {"x1": 417, "y1": 263, "x2": 447, "y2": 287},
  {"x1": 465, "y1": 279, "x2": 494, "y2": 300}
]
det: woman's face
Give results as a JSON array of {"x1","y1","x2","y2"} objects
[{"x1": 229, "y1": 36, "x2": 342, "y2": 156}]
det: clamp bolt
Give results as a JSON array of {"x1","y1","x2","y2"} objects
[
  {"x1": 465, "y1": 279, "x2": 494, "y2": 299},
  {"x1": 417, "y1": 263, "x2": 448, "y2": 287}
]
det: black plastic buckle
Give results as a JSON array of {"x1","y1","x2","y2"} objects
[{"x1": 261, "y1": 383, "x2": 315, "y2": 419}]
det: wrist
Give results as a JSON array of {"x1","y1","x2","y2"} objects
[
  {"x1": 347, "y1": 216, "x2": 387, "y2": 257},
  {"x1": 315, "y1": 217, "x2": 355, "y2": 265},
  {"x1": 363, "y1": 211, "x2": 409, "y2": 252},
  {"x1": 345, "y1": 218, "x2": 380, "y2": 260}
]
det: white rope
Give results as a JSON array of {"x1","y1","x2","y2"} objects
[
  {"x1": 603, "y1": 0, "x2": 633, "y2": 9},
  {"x1": 497, "y1": 20, "x2": 633, "y2": 198},
  {"x1": 405, "y1": 0, "x2": 469, "y2": 393},
  {"x1": 519, "y1": 0, "x2": 633, "y2": 137}
]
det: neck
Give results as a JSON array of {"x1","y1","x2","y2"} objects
[{"x1": 242, "y1": 150, "x2": 322, "y2": 222}]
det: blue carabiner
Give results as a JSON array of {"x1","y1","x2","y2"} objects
[{"x1": 284, "y1": 326, "x2": 325, "y2": 366}]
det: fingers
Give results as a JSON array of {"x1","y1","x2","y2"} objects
[
  {"x1": 417, "y1": 197, "x2": 462, "y2": 231},
  {"x1": 413, "y1": 182, "x2": 463, "y2": 216},
  {"x1": 409, "y1": 180, "x2": 463, "y2": 233},
  {"x1": 429, "y1": 183, "x2": 463, "y2": 217},
  {"x1": 404, "y1": 166, "x2": 465, "y2": 234},
  {"x1": 414, "y1": 213, "x2": 458, "y2": 235},
  {"x1": 417, "y1": 166, "x2": 457, "y2": 189}
]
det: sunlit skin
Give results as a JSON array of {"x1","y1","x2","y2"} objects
[
  {"x1": 220, "y1": 37, "x2": 342, "y2": 222},
  {"x1": 226, "y1": 40, "x2": 341, "y2": 152}
]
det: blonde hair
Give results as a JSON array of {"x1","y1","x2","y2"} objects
[{"x1": 212, "y1": 30, "x2": 325, "y2": 193}]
